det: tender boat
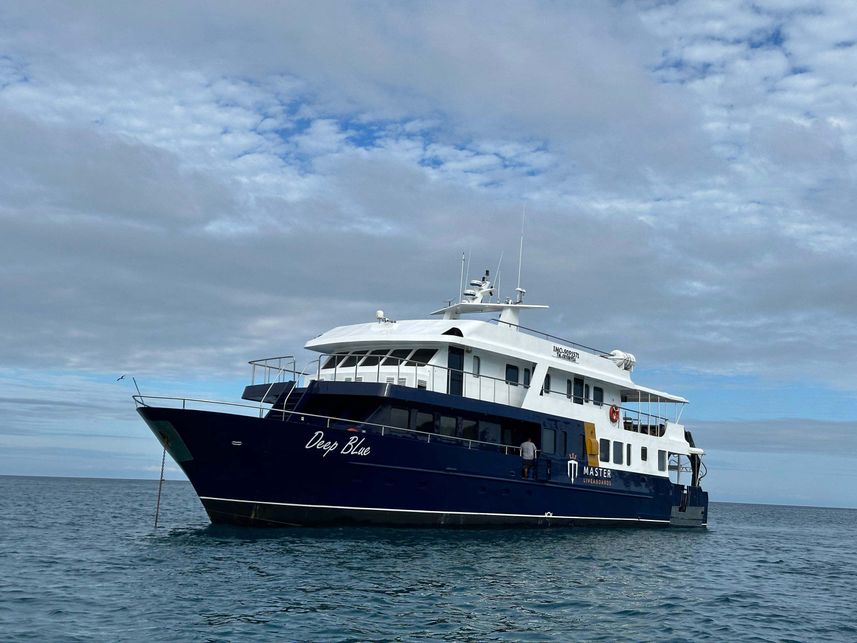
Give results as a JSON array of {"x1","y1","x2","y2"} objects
[{"x1": 136, "y1": 269, "x2": 708, "y2": 527}]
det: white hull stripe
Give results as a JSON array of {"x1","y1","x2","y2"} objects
[{"x1": 199, "y1": 496, "x2": 671, "y2": 524}]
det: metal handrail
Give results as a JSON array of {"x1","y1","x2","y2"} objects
[
  {"x1": 492, "y1": 318, "x2": 611, "y2": 358},
  {"x1": 320, "y1": 352, "x2": 525, "y2": 406},
  {"x1": 132, "y1": 394, "x2": 523, "y2": 455}
]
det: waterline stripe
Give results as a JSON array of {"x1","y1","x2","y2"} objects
[{"x1": 199, "y1": 496, "x2": 670, "y2": 524}]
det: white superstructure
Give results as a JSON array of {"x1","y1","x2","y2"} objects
[{"x1": 304, "y1": 272, "x2": 703, "y2": 484}]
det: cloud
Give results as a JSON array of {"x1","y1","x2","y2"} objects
[{"x1": 2, "y1": 1, "x2": 857, "y2": 499}]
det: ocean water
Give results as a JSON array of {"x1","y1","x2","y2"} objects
[{"x1": 1, "y1": 476, "x2": 855, "y2": 642}]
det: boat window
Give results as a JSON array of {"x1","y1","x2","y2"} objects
[
  {"x1": 599, "y1": 438, "x2": 610, "y2": 462},
  {"x1": 593, "y1": 386, "x2": 604, "y2": 407},
  {"x1": 566, "y1": 379, "x2": 572, "y2": 399},
  {"x1": 473, "y1": 355, "x2": 480, "y2": 378},
  {"x1": 438, "y1": 415, "x2": 457, "y2": 436},
  {"x1": 406, "y1": 348, "x2": 437, "y2": 366},
  {"x1": 658, "y1": 449, "x2": 667, "y2": 471},
  {"x1": 505, "y1": 364, "x2": 519, "y2": 386},
  {"x1": 461, "y1": 418, "x2": 478, "y2": 440},
  {"x1": 382, "y1": 349, "x2": 412, "y2": 365},
  {"x1": 442, "y1": 327, "x2": 464, "y2": 337},
  {"x1": 360, "y1": 349, "x2": 389, "y2": 367},
  {"x1": 415, "y1": 411, "x2": 434, "y2": 433},
  {"x1": 340, "y1": 351, "x2": 368, "y2": 368},
  {"x1": 523, "y1": 368, "x2": 531, "y2": 388},
  {"x1": 573, "y1": 378, "x2": 584, "y2": 405},
  {"x1": 641, "y1": 446, "x2": 648, "y2": 461},
  {"x1": 389, "y1": 407, "x2": 409, "y2": 429},
  {"x1": 626, "y1": 443, "x2": 632, "y2": 466},
  {"x1": 479, "y1": 420, "x2": 500, "y2": 443},
  {"x1": 541, "y1": 428, "x2": 556, "y2": 455},
  {"x1": 613, "y1": 441, "x2": 624, "y2": 465},
  {"x1": 584, "y1": 384, "x2": 590, "y2": 403},
  {"x1": 322, "y1": 354, "x2": 346, "y2": 369},
  {"x1": 543, "y1": 373, "x2": 551, "y2": 394}
]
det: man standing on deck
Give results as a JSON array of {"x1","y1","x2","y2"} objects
[{"x1": 521, "y1": 436, "x2": 537, "y2": 479}]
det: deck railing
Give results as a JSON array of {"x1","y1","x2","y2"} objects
[
  {"x1": 317, "y1": 352, "x2": 528, "y2": 407},
  {"x1": 133, "y1": 394, "x2": 522, "y2": 456}
]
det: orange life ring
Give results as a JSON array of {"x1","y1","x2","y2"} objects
[{"x1": 609, "y1": 405, "x2": 620, "y2": 424}]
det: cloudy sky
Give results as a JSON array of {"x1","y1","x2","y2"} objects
[{"x1": 2, "y1": 0, "x2": 856, "y2": 508}]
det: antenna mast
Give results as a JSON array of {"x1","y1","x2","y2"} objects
[
  {"x1": 458, "y1": 252, "x2": 465, "y2": 301},
  {"x1": 515, "y1": 205, "x2": 526, "y2": 303}
]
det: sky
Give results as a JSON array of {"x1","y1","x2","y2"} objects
[{"x1": 1, "y1": 0, "x2": 856, "y2": 508}]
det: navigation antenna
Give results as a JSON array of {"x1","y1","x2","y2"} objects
[
  {"x1": 458, "y1": 252, "x2": 465, "y2": 302},
  {"x1": 515, "y1": 205, "x2": 526, "y2": 304}
]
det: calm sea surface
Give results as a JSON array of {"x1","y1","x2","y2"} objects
[{"x1": 1, "y1": 476, "x2": 855, "y2": 642}]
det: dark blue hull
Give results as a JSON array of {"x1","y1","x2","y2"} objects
[{"x1": 138, "y1": 393, "x2": 708, "y2": 528}]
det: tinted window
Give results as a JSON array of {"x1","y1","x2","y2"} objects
[
  {"x1": 322, "y1": 354, "x2": 342, "y2": 369},
  {"x1": 415, "y1": 411, "x2": 434, "y2": 433},
  {"x1": 543, "y1": 373, "x2": 551, "y2": 393},
  {"x1": 573, "y1": 378, "x2": 584, "y2": 404},
  {"x1": 389, "y1": 407, "x2": 409, "y2": 428},
  {"x1": 505, "y1": 364, "x2": 519, "y2": 386},
  {"x1": 584, "y1": 384, "x2": 590, "y2": 402},
  {"x1": 641, "y1": 446, "x2": 648, "y2": 461},
  {"x1": 340, "y1": 351, "x2": 367, "y2": 368},
  {"x1": 479, "y1": 421, "x2": 500, "y2": 443},
  {"x1": 382, "y1": 349, "x2": 411, "y2": 365},
  {"x1": 541, "y1": 428, "x2": 556, "y2": 455},
  {"x1": 524, "y1": 368, "x2": 531, "y2": 387},
  {"x1": 613, "y1": 441, "x2": 624, "y2": 465},
  {"x1": 406, "y1": 348, "x2": 437, "y2": 366},
  {"x1": 566, "y1": 379, "x2": 572, "y2": 399},
  {"x1": 360, "y1": 349, "x2": 389, "y2": 366},
  {"x1": 461, "y1": 419, "x2": 478, "y2": 440},
  {"x1": 438, "y1": 415, "x2": 457, "y2": 436},
  {"x1": 626, "y1": 443, "x2": 632, "y2": 466},
  {"x1": 473, "y1": 355, "x2": 480, "y2": 377},
  {"x1": 658, "y1": 449, "x2": 667, "y2": 471},
  {"x1": 593, "y1": 386, "x2": 604, "y2": 406},
  {"x1": 599, "y1": 438, "x2": 610, "y2": 462}
]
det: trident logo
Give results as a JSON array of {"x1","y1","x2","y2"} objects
[{"x1": 567, "y1": 459, "x2": 578, "y2": 483}]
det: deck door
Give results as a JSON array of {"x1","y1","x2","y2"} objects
[{"x1": 448, "y1": 346, "x2": 464, "y2": 396}]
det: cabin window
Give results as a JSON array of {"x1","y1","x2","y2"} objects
[
  {"x1": 461, "y1": 419, "x2": 478, "y2": 440},
  {"x1": 543, "y1": 373, "x2": 551, "y2": 393},
  {"x1": 382, "y1": 349, "x2": 411, "y2": 365},
  {"x1": 566, "y1": 379, "x2": 572, "y2": 399},
  {"x1": 438, "y1": 415, "x2": 457, "y2": 436},
  {"x1": 641, "y1": 446, "x2": 648, "y2": 461},
  {"x1": 473, "y1": 355, "x2": 481, "y2": 378},
  {"x1": 389, "y1": 407, "x2": 409, "y2": 429},
  {"x1": 340, "y1": 351, "x2": 367, "y2": 368},
  {"x1": 599, "y1": 438, "x2": 610, "y2": 462},
  {"x1": 584, "y1": 384, "x2": 590, "y2": 403},
  {"x1": 573, "y1": 378, "x2": 584, "y2": 404},
  {"x1": 360, "y1": 349, "x2": 389, "y2": 367},
  {"x1": 505, "y1": 364, "x2": 519, "y2": 386},
  {"x1": 322, "y1": 354, "x2": 343, "y2": 369},
  {"x1": 626, "y1": 443, "x2": 632, "y2": 466},
  {"x1": 415, "y1": 411, "x2": 434, "y2": 433},
  {"x1": 541, "y1": 428, "x2": 556, "y2": 455},
  {"x1": 593, "y1": 386, "x2": 604, "y2": 407},
  {"x1": 479, "y1": 420, "x2": 501, "y2": 443},
  {"x1": 523, "y1": 368, "x2": 531, "y2": 388},
  {"x1": 406, "y1": 348, "x2": 437, "y2": 366},
  {"x1": 658, "y1": 449, "x2": 667, "y2": 471},
  {"x1": 613, "y1": 441, "x2": 624, "y2": 465}
]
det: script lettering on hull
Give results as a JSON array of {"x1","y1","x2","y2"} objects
[{"x1": 305, "y1": 431, "x2": 371, "y2": 457}]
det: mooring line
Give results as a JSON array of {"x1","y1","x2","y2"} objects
[{"x1": 154, "y1": 447, "x2": 166, "y2": 528}]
